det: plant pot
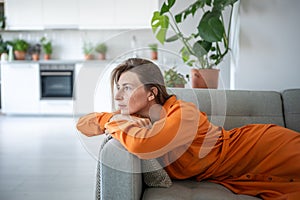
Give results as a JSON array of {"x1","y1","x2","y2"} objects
[
  {"x1": 14, "y1": 50, "x2": 26, "y2": 60},
  {"x1": 151, "y1": 51, "x2": 158, "y2": 60},
  {"x1": 98, "y1": 53, "x2": 106, "y2": 60},
  {"x1": 85, "y1": 54, "x2": 93, "y2": 60},
  {"x1": 44, "y1": 54, "x2": 51, "y2": 60},
  {"x1": 174, "y1": 84, "x2": 185, "y2": 88},
  {"x1": 32, "y1": 53, "x2": 40, "y2": 61},
  {"x1": 191, "y1": 68, "x2": 220, "y2": 89}
]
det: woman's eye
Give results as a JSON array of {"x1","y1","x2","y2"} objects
[{"x1": 124, "y1": 86, "x2": 130, "y2": 91}]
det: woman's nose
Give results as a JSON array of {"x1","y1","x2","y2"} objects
[{"x1": 115, "y1": 90, "x2": 123, "y2": 101}]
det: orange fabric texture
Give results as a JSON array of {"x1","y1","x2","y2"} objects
[{"x1": 77, "y1": 96, "x2": 300, "y2": 199}]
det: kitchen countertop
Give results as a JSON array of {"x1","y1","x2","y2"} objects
[{"x1": 0, "y1": 59, "x2": 114, "y2": 64}]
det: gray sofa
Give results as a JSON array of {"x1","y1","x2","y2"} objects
[{"x1": 98, "y1": 88, "x2": 300, "y2": 200}]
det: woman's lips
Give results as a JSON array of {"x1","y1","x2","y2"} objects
[{"x1": 118, "y1": 104, "x2": 127, "y2": 109}]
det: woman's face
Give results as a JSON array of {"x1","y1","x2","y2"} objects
[{"x1": 115, "y1": 71, "x2": 153, "y2": 116}]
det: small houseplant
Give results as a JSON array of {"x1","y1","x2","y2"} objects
[
  {"x1": 0, "y1": 8, "x2": 5, "y2": 29},
  {"x1": 151, "y1": 0, "x2": 239, "y2": 88},
  {"x1": 82, "y1": 41, "x2": 94, "y2": 60},
  {"x1": 95, "y1": 42, "x2": 107, "y2": 60},
  {"x1": 9, "y1": 39, "x2": 29, "y2": 60},
  {"x1": 28, "y1": 43, "x2": 41, "y2": 61},
  {"x1": 40, "y1": 36, "x2": 53, "y2": 60},
  {"x1": 148, "y1": 43, "x2": 158, "y2": 60},
  {"x1": 164, "y1": 67, "x2": 187, "y2": 88},
  {"x1": 0, "y1": 34, "x2": 8, "y2": 55}
]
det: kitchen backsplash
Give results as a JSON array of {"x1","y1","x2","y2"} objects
[{"x1": 0, "y1": 29, "x2": 181, "y2": 62}]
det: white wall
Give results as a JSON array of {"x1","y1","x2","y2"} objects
[{"x1": 236, "y1": 0, "x2": 300, "y2": 91}]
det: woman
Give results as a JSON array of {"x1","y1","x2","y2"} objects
[{"x1": 77, "y1": 58, "x2": 300, "y2": 199}]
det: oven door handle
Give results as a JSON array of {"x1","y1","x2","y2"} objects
[{"x1": 41, "y1": 72, "x2": 72, "y2": 76}]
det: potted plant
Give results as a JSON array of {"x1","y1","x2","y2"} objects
[
  {"x1": 148, "y1": 43, "x2": 158, "y2": 60},
  {"x1": 82, "y1": 41, "x2": 94, "y2": 60},
  {"x1": 0, "y1": 34, "x2": 8, "y2": 55},
  {"x1": 151, "y1": 0, "x2": 239, "y2": 88},
  {"x1": 28, "y1": 43, "x2": 41, "y2": 61},
  {"x1": 95, "y1": 42, "x2": 107, "y2": 60},
  {"x1": 164, "y1": 67, "x2": 187, "y2": 88},
  {"x1": 9, "y1": 39, "x2": 29, "y2": 60},
  {"x1": 40, "y1": 36, "x2": 53, "y2": 60},
  {"x1": 0, "y1": 8, "x2": 5, "y2": 29}
]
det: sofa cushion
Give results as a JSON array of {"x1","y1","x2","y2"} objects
[
  {"x1": 168, "y1": 88, "x2": 285, "y2": 130},
  {"x1": 143, "y1": 180, "x2": 260, "y2": 200},
  {"x1": 282, "y1": 89, "x2": 300, "y2": 132}
]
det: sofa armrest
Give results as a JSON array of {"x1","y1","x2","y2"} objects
[
  {"x1": 98, "y1": 138, "x2": 143, "y2": 200},
  {"x1": 282, "y1": 89, "x2": 300, "y2": 132}
]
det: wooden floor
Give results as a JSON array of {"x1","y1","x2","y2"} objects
[{"x1": 0, "y1": 114, "x2": 104, "y2": 200}]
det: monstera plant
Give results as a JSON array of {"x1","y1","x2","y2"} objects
[{"x1": 151, "y1": 0, "x2": 239, "y2": 88}]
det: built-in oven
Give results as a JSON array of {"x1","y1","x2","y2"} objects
[{"x1": 40, "y1": 63, "x2": 75, "y2": 99}]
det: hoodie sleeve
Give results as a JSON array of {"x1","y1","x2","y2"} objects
[
  {"x1": 76, "y1": 112, "x2": 114, "y2": 137},
  {"x1": 105, "y1": 100, "x2": 200, "y2": 159}
]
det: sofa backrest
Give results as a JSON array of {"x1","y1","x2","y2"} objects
[
  {"x1": 168, "y1": 88, "x2": 285, "y2": 130},
  {"x1": 282, "y1": 89, "x2": 300, "y2": 132}
]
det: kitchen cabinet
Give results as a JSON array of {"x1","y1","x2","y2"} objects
[
  {"x1": 43, "y1": 0, "x2": 79, "y2": 29},
  {"x1": 114, "y1": 0, "x2": 158, "y2": 28},
  {"x1": 1, "y1": 63, "x2": 40, "y2": 114},
  {"x1": 5, "y1": 0, "x2": 44, "y2": 30},
  {"x1": 5, "y1": 0, "x2": 79, "y2": 30},
  {"x1": 79, "y1": 0, "x2": 158, "y2": 29},
  {"x1": 5, "y1": 0, "x2": 158, "y2": 30},
  {"x1": 39, "y1": 100, "x2": 73, "y2": 115},
  {"x1": 79, "y1": 0, "x2": 115, "y2": 29}
]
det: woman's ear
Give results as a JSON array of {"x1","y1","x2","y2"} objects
[
  {"x1": 148, "y1": 87, "x2": 158, "y2": 101},
  {"x1": 148, "y1": 94, "x2": 155, "y2": 101}
]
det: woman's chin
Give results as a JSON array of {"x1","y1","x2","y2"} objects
[{"x1": 120, "y1": 110, "x2": 129, "y2": 115}]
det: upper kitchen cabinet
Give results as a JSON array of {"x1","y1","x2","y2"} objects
[
  {"x1": 114, "y1": 0, "x2": 158, "y2": 29},
  {"x1": 79, "y1": 0, "x2": 115, "y2": 29},
  {"x1": 79, "y1": 0, "x2": 158, "y2": 29},
  {"x1": 43, "y1": 0, "x2": 79, "y2": 29},
  {"x1": 4, "y1": 0, "x2": 158, "y2": 30},
  {"x1": 5, "y1": 0, "x2": 79, "y2": 30},
  {"x1": 5, "y1": 0, "x2": 44, "y2": 30}
]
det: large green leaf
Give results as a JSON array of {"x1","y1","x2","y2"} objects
[
  {"x1": 174, "y1": 0, "x2": 205, "y2": 23},
  {"x1": 197, "y1": 11, "x2": 224, "y2": 43},
  {"x1": 180, "y1": 46, "x2": 191, "y2": 63},
  {"x1": 160, "y1": 0, "x2": 176, "y2": 15},
  {"x1": 192, "y1": 40, "x2": 211, "y2": 58},
  {"x1": 206, "y1": 0, "x2": 212, "y2": 6},
  {"x1": 151, "y1": 11, "x2": 170, "y2": 44},
  {"x1": 213, "y1": 0, "x2": 238, "y2": 11}
]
